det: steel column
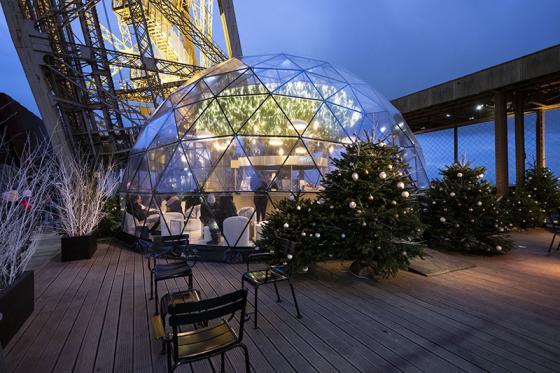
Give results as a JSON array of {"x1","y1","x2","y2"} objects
[
  {"x1": 514, "y1": 94, "x2": 525, "y2": 186},
  {"x1": 536, "y1": 109, "x2": 545, "y2": 169},
  {"x1": 494, "y1": 91, "x2": 509, "y2": 195}
]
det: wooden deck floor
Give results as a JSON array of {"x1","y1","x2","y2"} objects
[{"x1": 5, "y1": 230, "x2": 560, "y2": 373}]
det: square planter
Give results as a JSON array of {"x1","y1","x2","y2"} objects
[
  {"x1": 61, "y1": 235, "x2": 97, "y2": 261},
  {"x1": 0, "y1": 271, "x2": 34, "y2": 347}
]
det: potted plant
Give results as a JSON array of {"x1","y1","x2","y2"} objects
[
  {"x1": 0, "y1": 135, "x2": 53, "y2": 347},
  {"x1": 53, "y1": 154, "x2": 119, "y2": 261}
]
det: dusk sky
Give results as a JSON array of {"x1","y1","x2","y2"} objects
[{"x1": 1, "y1": 0, "x2": 560, "y2": 116}]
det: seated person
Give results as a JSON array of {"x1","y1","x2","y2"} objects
[
  {"x1": 127, "y1": 195, "x2": 160, "y2": 232},
  {"x1": 219, "y1": 194, "x2": 238, "y2": 229},
  {"x1": 166, "y1": 195, "x2": 183, "y2": 215},
  {"x1": 200, "y1": 193, "x2": 221, "y2": 244}
]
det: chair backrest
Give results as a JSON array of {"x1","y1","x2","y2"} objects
[
  {"x1": 161, "y1": 212, "x2": 185, "y2": 236},
  {"x1": 223, "y1": 216, "x2": 250, "y2": 247},
  {"x1": 237, "y1": 207, "x2": 255, "y2": 220},
  {"x1": 169, "y1": 289, "x2": 248, "y2": 356},
  {"x1": 124, "y1": 212, "x2": 141, "y2": 235},
  {"x1": 153, "y1": 234, "x2": 189, "y2": 255}
]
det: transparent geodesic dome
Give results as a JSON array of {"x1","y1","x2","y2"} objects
[{"x1": 120, "y1": 53, "x2": 428, "y2": 248}]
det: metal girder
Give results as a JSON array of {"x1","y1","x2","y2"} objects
[{"x1": 148, "y1": 0, "x2": 227, "y2": 65}]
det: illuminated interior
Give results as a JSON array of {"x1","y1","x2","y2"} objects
[{"x1": 120, "y1": 53, "x2": 428, "y2": 247}]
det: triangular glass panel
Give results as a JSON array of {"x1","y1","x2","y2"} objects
[
  {"x1": 239, "y1": 54, "x2": 277, "y2": 67},
  {"x1": 200, "y1": 137, "x2": 237, "y2": 193},
  {"x1": 272, "y1": 95, "x2": 322, "y2": 135},
  {"x1": 150, "y1": 113, "x2": 180, "y2": 149},
  {"x1": 327, "y1": 85, "x2": 362, "y2": 111},
  {"x1": 183, "y1": 99, "x2": 234, "y2": 140},
  {"x1": 203, "y1": 69, "x2": 247, "y2": 95},
  {"x1": 130, "y1": 112, "x2": 171, "y2": 154},
  {"x1": 279, "y1": 139, "x2": 323, "y2": 192},
  {"x1": 285, "y1": 55, "x2": 324, "y2": 70},
  {"x1": 181, "y1": 80, "x2": 214, "y2": 105},
  {"x1": 302, "y1": 103, "x2": 351, "y2": 143},
  {"x1": 234, "y1": 136, "x2": 295, "y2": 193},
  {"x1": 217, "y1": 95, "x2": 268, "y2": 132},
  {"x1": 168, "y1": 84, "x2": 195, "y2": 107},
  {"x1": 127, "y1": 153, "x2": 153, "y2": 193},
  {"x1": 301, "y1": 139, "x2": 332, "y2": 178},
  {"x1": 146, "y1": 143, "x2": 176, "y2": 189},
  {"x1": 175, "y1": 99, "x2": 213, "y2": 138},
  {"x1": 304, "y1": 72, "x2": 347, "y2": 100},
  {"x1": 120, "y1": 153, "x2": 143, "y2": 192},
  {"x1": 252, "y1": 68, "x2": 301, "y2": 92},
  {"x1": 334, "y1": 66, "x2": 365, "y2": 85},
  {"x1": 327, "y1": 103, "x2": 363, "y2": 139},
  {"x1": 237, "y1": 96, "x2": 299, "y2": 137},
  {"x1": 219, "y1": 69, "x2": 269, "y2": 96},
  {"x1": 154, "y1": 144, "x2": 197, "y2": 194},
  {"x1": 307, "y1": 63, "x2": 347, "y2": 83},
  {"x1": 352, "y1": 86, "x2": 385, "y2": 114},
  {"x1": 273, "y1": 72, "x2": 322, "y2": 100},
  {"x1": 253, "y1": 54, "x2": 301, "y2": 70}
]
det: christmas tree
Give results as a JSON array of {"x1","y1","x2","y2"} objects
[
  {"x1": 421, "y1": 163, "x2": 511, "y2": 254},
  {"x1": 501, "y1": 188, "x2": 546, "y2": 229},
  {"x1": 259, "y1": 137, "x2": 425, "y2": 278},
  {"x1": 524, "y1": 165, "x2": 560, "y2": 216}
]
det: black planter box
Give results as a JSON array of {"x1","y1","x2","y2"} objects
[
  {"x1": 0, "y1": 271, "x2": 34, "y2": 347},
  {"x1": 61, "y1": 235, "x2": 97, "y2": 261}
]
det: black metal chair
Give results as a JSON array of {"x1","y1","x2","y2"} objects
[
  {"x1": 241, "y1": 238, "x2": 302, "y2": 329},
  {"x1": 152, "y1": 289, "x2": 250, "y2": 373},
  {"x1": 548, "y1": 216, "x2": 560, "y2": 253},
  {"x1": 146, "y1": 235, "x2": 197, "y2": 313}
]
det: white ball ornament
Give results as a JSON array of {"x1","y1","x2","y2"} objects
[
  {"x1": 391, "y1": 200, "x2": 397, "y2": 205},
  {"x1": 362, "y1": 222, "x2": 367, "y2": 227},
  {"x1": 352, "y1": 172, "x2": 359, "y2": 181},
  {"x1": 440, "y1": 217, "x2": 446, "y2": 223},
  {"x1": 368, "y1": 194, "x2": 374, "y2": 201},
  {"x1": 496, "y1": 245, "x2": 502, "y2": 252},
  {"x1": 396, "y1": 182, "x2": 405, "y2": 189},
  {"x1": 378, "y1": 171, "x2": 387, "y2": 180},
  {"x1": 314, "y1": 232, "x2": 321, "y2": 238},
  {"x1": 388, "y1": 164, "x2": 393, "y2": 170},
  {"x1": 287, "y1": 254, "x2": 293, "y2": 260},
  {"x1": 283, "y1": 222, "x2": 290, "y2": 229},
  {"x1": 296, "y1": 205, "x2": 301, "y2": 211},
  {"x1": 457, "y1": 172, "x2": 463, "y2": 178},
  {"x1": 349, "y1": 201, "x2": 357, "y2": 209},
  {"x1": 401, "y1": 191, "x2": 410, "y2": 198},
  {"x1": 341, "y1": 233, "x2": 346, "y2": 239},
  {"x1": 450, "y1": 192, "x2": 456, "y2": 197},
  {"x1": 302, "y1": 266, "x2": 309, "y2": 273},
  {"x1": 476, "y1": 201, "x2": 482, "y2": 206},
  {"x1": 288, "y1": 195, "x2": 295, "y2": 201}
]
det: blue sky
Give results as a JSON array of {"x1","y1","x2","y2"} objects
[{"x1": 1, "y1": 0, "x2": 560, "y2": 116}]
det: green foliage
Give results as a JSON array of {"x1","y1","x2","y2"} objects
[
  {"x1": 96, "y1": 196, "x2": 121, "y2": 237},
  {"x1": 501, "y1": 188, "x2": 547, "y2": 229},
  {"x1": 259, "y1": 138, "x2": 425, "y2": 278},
  {"x1": 421, "y1": 163, "x2": 511, "y2": 255},
  {"x1": 524, "y1": 165, "x2": 560, "y2": 215}
]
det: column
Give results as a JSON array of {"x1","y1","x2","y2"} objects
[
  {"x1": 453, "y1": 125, "x2": 458, "y2": 163},
  {"x1": 536, "y1": 109, "x2": 545, "y2": 169},
  {"x1": 514, "y1": 94, "x2": 525, "y2": 186},
  {"x1": 494, "y1": 91, "x2": 508, "y2": 195}
]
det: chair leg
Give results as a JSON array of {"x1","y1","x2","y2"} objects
[
  {"x1": 188, "y1": 273, "x2": 193, "y2": 289},
  {"x1": 289, "y1": 282, "x2": 302, "y2": 319},
  {"x1": 273, "y1": 282, "x2": 281, "y2": 303},
  {"x1": 166, "y1": 343, "x2": 173, "y2": 373},
  {"x1": 240, "y1": 343, "x2": 251, "y2": 373},
  {"x1": 154, "y1": 280, "x2": 159, "y2": 315},
  {"x1": 548, "y1": 232, "x2": 556, "y2": 253},
  {"x1": 150, "y1": 270, "x2": 154, "y2": 300},
  {"x1": 254, "y1": 286, "x2": 259, "y2": 329},
  {"x1": 220, "y1": 352, "x2": 225, "y2": 373}
]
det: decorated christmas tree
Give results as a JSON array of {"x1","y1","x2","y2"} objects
[
  {"x1": 501, "y1": 188, "x2": 546, "y2": 229},
  {"x1": 259, "y1": 136, "x2": 425, "y2": 278},
  {"x1": 421, "y1": 163, "x2": 511, "y2": 254},
  {"x1": 524, "y1": 165, "x2": 560, "y2": 216}
]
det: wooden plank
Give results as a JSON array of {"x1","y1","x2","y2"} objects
[{"x1": 132, "y1": 248, "x2": 154, "y2": 373}]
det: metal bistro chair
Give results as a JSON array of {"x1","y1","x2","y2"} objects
[
  {"x1": 152, "y1": 289, "x2": 250, "y2": 373},
  {"x1": 548, "y1": 216, "x2": 560, "y2": 253},
  {"x1": 242, "y1": 238, "x2": 302, "y2": 329},
  {"x1": 146, "y1": 235, "x2": 197, "y2": 313}
]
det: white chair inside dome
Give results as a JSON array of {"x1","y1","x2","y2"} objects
[
  {"x1": 124, "y1": 212, "x2": 142, "y2": 236},
  {"x1": 161, "y1": 212, "x2": 185, "y2": 237},
  {"x1": 237, "y1": 207, "x2": 256, "y2": 240},
  {"x1": 223, "y1": 216, "x2": 251, "y2": 247},
  {"x1": 184, "y1": 205, "x2": 202, "y2": 235}
]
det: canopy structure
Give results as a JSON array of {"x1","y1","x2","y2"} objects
[{"x1": 120, "y1": 53, "x2": 428, "y2": 247}]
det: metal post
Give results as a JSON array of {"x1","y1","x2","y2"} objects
[
  {"x1": 536, "y1": 109, "x2": 545, "y2": 169},
  {"x1": 514, "y1": 94, "x2": 525, "y2": 186},
  {"x1": 494, "y1": 91, "x2": 508, "y2": 195},
  {"x1": 218, "y1": 0, "x2": 243, "y2": 58},
  {"x1": 453, "y1": 125, "x2": 458, "y2": 163}
]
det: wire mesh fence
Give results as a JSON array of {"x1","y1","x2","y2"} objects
[{"x1": 414, "y1": 108, "x2": 560, "y2": 185}]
